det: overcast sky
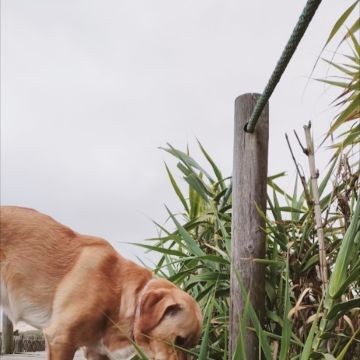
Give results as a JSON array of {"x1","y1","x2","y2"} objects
[{"x1": 0, "y1": 0, "x2": 353, "y2": 263}]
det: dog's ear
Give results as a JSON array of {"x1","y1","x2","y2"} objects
[{"x1": 137, "y1": 289, "x2": 181, "y2": 336}]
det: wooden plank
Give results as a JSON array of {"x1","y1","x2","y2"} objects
[
  {"x1": 0, "y1": 351, "x2": 84, "y2": 359},
  {"x1": 229, "y1": 93, "x2": 269, "y2": 357},
  {"x1": 0, "y1": 353, "x2": 44, "y2": 359}
]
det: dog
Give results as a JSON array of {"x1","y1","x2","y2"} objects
[{"x1": 0, "y1": 206, "x2": 202, "y2": 359}]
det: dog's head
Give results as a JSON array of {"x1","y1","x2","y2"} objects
[{"x1": 133, "y1": 279, "x2": 202, "y2": 360}]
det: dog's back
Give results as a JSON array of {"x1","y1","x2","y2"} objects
[{"x1": 0, "y1": 206, "x2": 102, "y2": 327}]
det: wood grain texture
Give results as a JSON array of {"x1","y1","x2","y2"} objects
[
  {"x1": 0, "y1": 351, "x2": 84, "y2": 359},
  {"x1": 230, "y1": 93, "x2": 269, "y2": 357}
]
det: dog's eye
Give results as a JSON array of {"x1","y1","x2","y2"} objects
[{"x1": 175, "y1": 336, "x2": 186, "y2": 346}]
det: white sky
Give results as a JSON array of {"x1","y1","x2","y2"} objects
[{"x1": 0, "y1": 0, "x2": 354, "y2": 263}]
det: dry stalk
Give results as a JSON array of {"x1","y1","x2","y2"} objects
[
  {"x1": 285, "y1": 133, "x2": 313, "y2": 207},
  {"x1": 303, "y1": 122, "x2": 329, "y2": 291}
]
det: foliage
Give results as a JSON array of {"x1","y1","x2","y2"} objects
[
  {"x1": 132, "y1": 2, "x2": 360, "y2": 359},
  {"x1": 137, "y1": 139, "x2": 359, "y2": 359},
  {"x1": 318, "y1": 0, "x2": 360, "y2": 159}
]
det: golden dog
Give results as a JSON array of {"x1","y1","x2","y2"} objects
[{"x1": 0, "y1": 206, "x2": 202, "y2": 359}]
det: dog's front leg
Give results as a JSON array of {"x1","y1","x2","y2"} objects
[
  {"x1": 47, "y1": 343, "x2": 76, "y2": 360},
  {"x1": 44, "y1": 330, "x2": 77, "y2": 360},
  {"x1": 83, "y1": 347, "x2": 110, "y2": 360}
]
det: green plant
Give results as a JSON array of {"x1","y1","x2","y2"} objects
[
  {"x1": 131, "y1": 2, "x2": 360, "y2": 359},
  {"x1": 318, "y1": 0, "x2": 360, "y2": 159},
  {"x1": 134, "y1": 142, "x2": 232, "y2": 359},
  {"x1": 137, "y1": 139, "x2": 358, "y2": 359}
]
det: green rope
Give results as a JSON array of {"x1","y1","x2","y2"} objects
[{"x1": 246, "y1": 0, "x2": 322, "y2": 133}]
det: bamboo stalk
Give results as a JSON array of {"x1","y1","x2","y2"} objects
[{"x1": 303, "y1": 122, "x2": 329, "y2": 290}]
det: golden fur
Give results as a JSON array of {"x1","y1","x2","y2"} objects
[{"x1": 0, "y1": 206, "x2": 202, "y2": 360}]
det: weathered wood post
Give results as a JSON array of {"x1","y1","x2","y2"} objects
[
  {"x1": 2, "y1": 312, "x2": 14, "y2": 354},
  {"x1": 230, "y1": 93, "x2": 269, "y2": 357}
]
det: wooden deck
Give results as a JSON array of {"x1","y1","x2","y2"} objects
[{"x1": 0, "y1": 351, "x2": 85, "y2": 359}]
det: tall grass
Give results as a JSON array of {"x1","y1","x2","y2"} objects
[
  {"x1": 138, "y1": 140, "x2": 358, "y2": 359},
  {"x1": 132, "y1": 2, "x2": 359, "y2": 359}
]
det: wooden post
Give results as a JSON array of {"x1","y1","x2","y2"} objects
[
  {"x1": 2, "y1": 312, "x2": 14, "y2": 354},
  {"x1": 230, "y1": 93, "x2": 269, "y2": 357}
]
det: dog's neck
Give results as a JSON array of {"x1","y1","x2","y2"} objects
[
  {"x1": 87, "y1": 258, "x2": 161, "y2": 360},
  {"x1": 99, "y1": 266, "x2": 154, "y2": 355}
]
